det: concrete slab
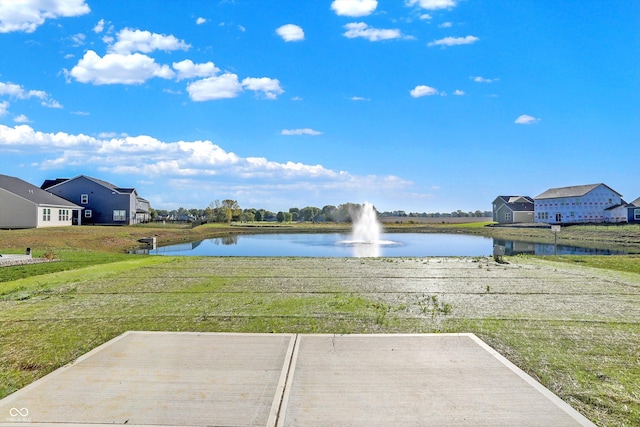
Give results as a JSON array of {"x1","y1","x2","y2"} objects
[
  {"x1": 0, "y1": 332, "x2": 595, "y2": 427},
  {"x1": 278, "y1": 334, "x2": 594, "y2": 427},
  {"x1": 0, "y1": 332, "x2": 296, "y2": 426}
]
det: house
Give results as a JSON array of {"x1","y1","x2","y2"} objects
[
  {"x1": 0, "y1": 174, "x2": 82, "y2": 229},
  {"x1": 492, "y1": 196, "x2": 535, "y2": 224},
  {"x1": 534, "y1": 183, "x2": 625, "y2": 224},
  {"x1": 627, "y1": 197, "x2": 640, "y2": 224},
  {"x1": 42, "y1": 175, "x2": 151, "y2": 226}
]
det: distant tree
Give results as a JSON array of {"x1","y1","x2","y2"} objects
[
  {"x1": 254, "y1": 210, "x2": 263, "y2": 222},
  {"x1": 321, "y1": 205, "x2": 337, "y2": 222},
  {"x1": 240, "y1": 211, "x2": 255, "y2": 222},
  {"x1": 262, "y1": 210, "x2": 275, "y2": 221},
  {"x1": 204, "y1": 207, "x2": 214, "y2": 221},
  {"x1": 301, "y1": 206, "x2": 320, "y2": 222},
  {"x1": 276, "y1": 211, "x2": 285, "y2": 223}
]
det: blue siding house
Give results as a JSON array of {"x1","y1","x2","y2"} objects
[
  {"x1": 42, "y1": 175, "x2": 151, "y2": 225},
  {"x1": 628, "y1": 197, "x2": 640, "y2": 223}
]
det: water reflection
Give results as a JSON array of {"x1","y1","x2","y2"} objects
[
  {"x1": 493, "y1": 239, "x2": 631, "y2": 256},
  {"x1": 150, "y1": 233, "x2": 493, "y2": 257}
]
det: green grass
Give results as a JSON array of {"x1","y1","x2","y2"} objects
[
  {"x1": 0, "y1": 250, "x2": 137, "y2": 283},
  {"x1": 540, "y1": 254, "x2": 640, "y2": 275}
]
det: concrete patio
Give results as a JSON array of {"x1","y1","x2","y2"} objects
[{"x1": 0, "y1": 332, "x2": 595, "y2": 426}]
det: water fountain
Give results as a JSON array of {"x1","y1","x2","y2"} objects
[
  {"x1": 339, "y1": 202, "x2": 394, "y2": 257},
  {"x1": 350, "y1": 202, "x2": 382, "y2": 244}
]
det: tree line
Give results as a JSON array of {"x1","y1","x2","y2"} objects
[{"x1": 151, "y1": 200, "x2": 491, "y2": 224}]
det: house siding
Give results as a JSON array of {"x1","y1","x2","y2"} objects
[
  {"x1": 534, "y1": 184, "x2": 623, "y2": 224},
  {"x1": 44, "y1": 176, "x2": 148, "y2": 225},
  {"x1": 492, "y1": 196, "x2": 534, "y2": 224},
  {"x1": 0, "y1": 188, "x2": 38, "y2": 228},
  {"x1": 513, "y1": 211, "x2": 534, "y2": 223},
  {"x1": 0, "y1": 176, "x2": 80, "y2": 229}
]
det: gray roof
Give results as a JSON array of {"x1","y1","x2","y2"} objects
[
  {"x1": 535, "y1": 183, "x2": 622, "y2": 200},
  {"x1": 630, "y1": 197, "x2": 640, "y2": 207},
  {"x1": 494, "y1": 195, "x2": 534, "y2": 212},
  {"x1": 47, "y1": 175, "x2": 138, "y2": 196},
  {"x1": 0, "y1": 174, "x2": 82, "y2": 208}
]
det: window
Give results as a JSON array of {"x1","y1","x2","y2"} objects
[
  {"x1": 42, "y1": 208, "x2": 51, "y2": 221},
  {"x1": 635, "y1": 209, "x2": 640, "y2": 221},
  {"x1": 113, "y1": 210, "x2": 127, "y2": 221},
  {"x1": 505, "y1": 212, "x2": 512, "y2": 221},
  {"x1": 58, "y1": 209, "x2": 70, "y2": 221},
  {"x1": 84, "y1": 210, "x2": 92, "y2": 218},
  {"x1": 81, "y1": 194, "x2": 89, "y2": 204}
]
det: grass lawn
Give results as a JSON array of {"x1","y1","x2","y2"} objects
[{"x1": 1, "y1": 252, "x2": 639, "y2": 426}]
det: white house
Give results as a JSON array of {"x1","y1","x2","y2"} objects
[
  {"x1": 534, "y1": 183, "x2": 625, "y2": 224},
  {"x1": 0, "y1": 174, "x2": 83, "y2": 229}
]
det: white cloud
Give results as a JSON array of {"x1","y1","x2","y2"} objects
[
  {"x1": 276, "y1": 24, "x2": 304, "y2": 42},
  {"x1": 343, "y1": 22, "x2": 403, "y2": 42},
  {"x1": 173, "y1": 59, "x2": 219, "y2": 81},
  {"x1": 0, "y1": 81, "x2": 45, "y2": 99},
  {"x1": 196, "y1": 17, "x2": 207, "y2": 25},
  {"x1": 419, "y1": 14, "x2": 432, "y2": 20},
  {"x1": 405, "y1": 0, "x2": 456, "y2": 10},
  {"x1": 428, "y1": 35, "x2": 478, "y2": 47},
  {"x1": 438, "y1": 22, "x2": 452, "y2": 28},
  {"x1": 0, "y1": 0, "x2": 90, "y2": 33},
  {"x1": 453, "y1": 89, "x2": 465, "y2": 96},
  {"x1": 0, "y1": 81, "x2": 61, "y2": 108},
  {"x1": 70, "y1": 50, "x2": 175, "y2": 85},
  {"x1": 0, "y1": 124, "x2": 338, "y2": 180},
  {"x1": 71, "y1": 32, "x2": 86, "y2": 46},
  {"x1": 281, "y1": 128, "x2": 323, "y2": 136},
  {"x1": 410, "y1": 85, "x2": 439, "y2": 98},
  {"x1": 187, "y1": 73, "x2": 243, "y2": 101},
  {"x1": 108, "y1": 28, "x2": 190, "y2": 55},
  {"x1": 93, "y1": 19, "x2": 105, "y2": 33},
  {"x1": 0, "y1": 100, "x2": 9, "y2": 116},
  {"x1": 41, "y1": 99, "x2": 63, "y2": 109},
  {"x1": 13, "y1": 114, "x2": 30, "y2": 123},
  {"x1": 241, "y1": 77, "x2": 284, "y2": 100},
  {"x1": 331, "y1": 0, "x2": 378, "y2": 17},
  {"x1": 472, "y1": 76, "x2": 498, "y2": 83},
  {"x1": 351, "y1": 96, "x2": 370, "y2": 101},
  {"x1": 0, "y1": 124, "x2": 419, "y2": 210},
  {"x1": 514, "y1": 114, "x2": 540, "y2": 125}
]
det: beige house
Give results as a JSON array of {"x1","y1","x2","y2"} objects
[{"x1": 0, "y1": 174, "x2": 82, "y2": 229}]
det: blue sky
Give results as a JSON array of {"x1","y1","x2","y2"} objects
[{"x1": 1, "y1": 0, "x2": 638, "y2": 213}]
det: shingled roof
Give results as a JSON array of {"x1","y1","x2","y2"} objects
[
  {"x1": 0, "y1": 174, "x2": 81, "y2": 208},
  {"x1": 535, "y1": 183, "x2": 622, "y2": 200},
  {"x1": 494, "y1": 196, "x2": 534, "y2": 211}
]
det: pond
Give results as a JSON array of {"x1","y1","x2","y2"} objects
[{"x1": 146, "y1": 233, "x2": 635, "y2": 257}]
